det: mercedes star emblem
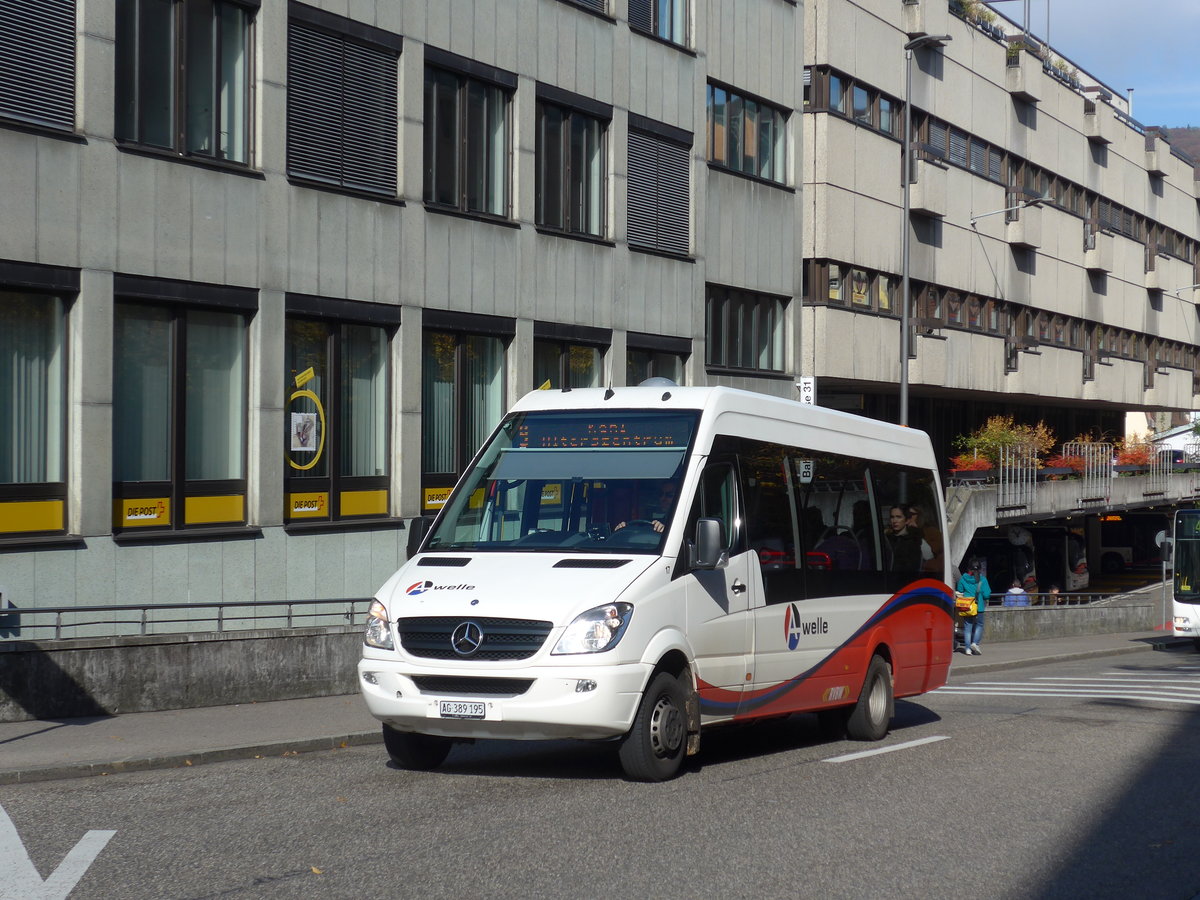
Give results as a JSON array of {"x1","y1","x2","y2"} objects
[{"x1": 450, "y1": 621, "x2": 484, "y2": 657}]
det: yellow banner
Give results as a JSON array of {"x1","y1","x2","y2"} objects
[
  {"x1": 0, "y1": 500, "x2": 64, "y2": 533},
  {"x1": 424, "y1": 487, "x2": 452, "y2": 511},
  {"x1": 340, "y1": 490, "x2": 387, "y2": 517},
  {"x1": 185, "y1": 495, "x2": 244, "y2": 525}
]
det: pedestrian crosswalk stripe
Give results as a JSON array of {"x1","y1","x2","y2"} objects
[{"x1": 936, "y1": 671, "x2": 1200, "y2": 705}]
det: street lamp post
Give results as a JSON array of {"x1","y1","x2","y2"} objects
[{"x1": 900, "y1": 33, "x2": 951, "y2": 428}]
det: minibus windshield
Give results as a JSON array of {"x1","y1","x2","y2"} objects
[{"x1": 424, "y1": 409, "x2": 700, "y2": 553}]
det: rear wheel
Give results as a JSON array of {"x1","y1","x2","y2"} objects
[
  {"x1": 382, "y1": 725, "x2": 452, "y2": 770},
  {"x1": 846, "y1": 655, "x2": 893, "y2": 742},
  {"x1": 618, "y1": 671, "x2": 688, "y2": 782},
  {"x1": 1192, "y1": 638, "x2": 1200, "y2": 652}
]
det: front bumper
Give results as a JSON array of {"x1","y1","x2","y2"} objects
[{"x1": 357, "y1": 656, "x2": 651, "y2": 741}]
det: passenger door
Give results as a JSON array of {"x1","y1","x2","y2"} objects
[{"x1": 684, "y1": 460, "x2": 754, "y2": 715}]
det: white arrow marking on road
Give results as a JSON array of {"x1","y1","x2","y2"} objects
[{"x1": 0, "y1": 802, "x2": 115, "y2": 900}]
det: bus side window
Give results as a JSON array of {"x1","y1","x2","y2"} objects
[{"x1": 687, "y1": 462, "x2": 740, "y2": 552}]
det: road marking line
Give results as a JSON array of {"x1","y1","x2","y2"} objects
[
  {"x1": 823, "y1": 735, "x2": 949, "y2": 764},
  {"x1": 0, "y1": 802, "x2": 115, "y2": 900},
  {"x1": 938, "y1": 688, "x2": 1200, "y2": 704}
]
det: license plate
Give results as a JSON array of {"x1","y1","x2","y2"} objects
[{"x1": 439, "y1": 700, "x2": 486, "y2": 719}]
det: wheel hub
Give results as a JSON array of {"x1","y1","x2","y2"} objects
[{"x1": 648, "y1": 694, "x2": 684, "y2": 757}]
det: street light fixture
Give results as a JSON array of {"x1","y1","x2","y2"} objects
[
  {"x1": 1169, "y1": 283, "x2": 1200, "y2": 299},
  {"x1": 969, "y1": 193, "x2": 1050, "y2": 228},
  {"x1": 900, "y1": 32, "x2": 951, "y2": 428}
]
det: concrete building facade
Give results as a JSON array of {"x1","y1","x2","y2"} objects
[
  {"x1": 0, "y1": 0, "x2": 803, "y2": 630},
  {"x1": 2, "y1": 0, "x2": 1199, "y2": 634}
]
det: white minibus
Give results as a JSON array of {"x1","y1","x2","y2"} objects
[{"x1": 359, "y1": 385, "x2": 954, "y2": 780}]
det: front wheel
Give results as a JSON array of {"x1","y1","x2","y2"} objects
[
  {"x1": 846, "y1": 655, "x2": 893, "y2": 742},
  {"x1": 382, "y1": 725, "x2": 452, "y2": 770},
  {"x1": 618, "y1": 671, "x2": 688, "y2": 782}
]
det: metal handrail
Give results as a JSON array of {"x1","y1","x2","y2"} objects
[{"x1": 0, "y1": 598, "x2": 373, "y2": 642}]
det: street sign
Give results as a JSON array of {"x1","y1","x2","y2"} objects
[{"x1": 797, "y1": 376, "x2": 815, "y2": 406}]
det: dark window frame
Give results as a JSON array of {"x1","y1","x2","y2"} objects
[
  {"x1": 115, "y1": 0, "x2": 257, "y2": 165},
  {"x1": 111, "y1": 276, "x2": 255, "y2": 535}
]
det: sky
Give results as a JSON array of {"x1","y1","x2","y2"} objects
[{"x1": 982, "y1": 0, "x2": 1200, "y2": 128}]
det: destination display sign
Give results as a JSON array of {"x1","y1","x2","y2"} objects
[{"x1": 514, "y1": 412, "x2": 697, "y2": 450}]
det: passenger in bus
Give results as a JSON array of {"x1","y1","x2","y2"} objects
[
  {"x1": 907, "y1": 504, "x2": 944, "y2": 575},
  {"x1": 885, "y1": 505, "x2": 923, "y2": 571},
  {"x1": 614, "y1": 479, "x2": 679, "y2": 534}
]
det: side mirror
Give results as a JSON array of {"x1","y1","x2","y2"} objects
[
  {"x1": 691, "y1": 518, "x2": 729, "y2": 570},
  {"x1": 406, "y1": 514, "x2": 435, "y2": 558}
]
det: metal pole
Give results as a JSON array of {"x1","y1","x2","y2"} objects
[{"x1": 900, "y1": 48, "x2": 913, "y2": 427}]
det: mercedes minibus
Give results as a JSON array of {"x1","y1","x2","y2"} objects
[{"x1": 359, "y1": 385, "x2": 954, "y2": 780}]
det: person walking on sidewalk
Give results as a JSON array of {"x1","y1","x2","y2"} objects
[{"x1": 956, "y1": 559, "x2": 991, "y2": 655}]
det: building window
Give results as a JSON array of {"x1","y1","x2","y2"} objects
[
  {"x1": 705, "y1": 285, "x2": 786, "y2": 373},
  {"x1": 876, "y1": 275, "x2": 893, "y2": 313},
  {"x1": 424, "y1": 54, "x2": 514, "y2": 218},
  {"x1": 629, "y1": 0, "x2": 686, "y2": 45},
  {"x1": 115, "y1": 0, "x2": 254, "y2": 164},
  {"x1": 0, "y1": 0, "x2": 76, "y2": 131},
  {"x1": 627, "y1": 348, "x2": 685, "y2": 385},
  {"x1": 829, "y1": 74, "x2": 847, "y2": 115},
  {"x1": 627, "y1": 120, "x2": 691, "y2": 256},
  {"x1": 536, "y1": 93, "x2": 608, "y2": 236},
  {"x1": 827, "y1": 264, "x2": 844, "y2": 305},
  {"x1": 422, "y1": 328, "x2": 506, "y2": 510},
  {"x1": 0, "y1": 290, "x2": 67, "y2": 535},
  {"x1": 852, "y1": 85, "x2": 873, "y2": 126},
  {"x1": 113, "y1": 291, "x2": 251, "y2": 531},
  {"x1": 849, "y1": 269, "x2": 870, "y2": 308},
  {"x1": 706, "y1": 83, "x2": 787, "y2": 183},
  {"x1": 878, "y1": 97, "x2": 895, "y2": 136},
  {"x1": 534, "y1": 340, "x2": 604, "y2": 390},
  {"x1": 284, "y1": 305, "x2": 393, "y2": 523},
  {"x1": 287, "y1": 9, "x2": 400, "y2": 196}
]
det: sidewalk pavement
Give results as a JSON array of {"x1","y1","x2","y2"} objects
[{"x1": 0, "y1": 631, "x2": 1184, "y2": 785}]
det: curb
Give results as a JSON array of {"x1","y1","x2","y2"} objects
[
  {"x1": 950, "y1": 636, "x2": 1181, "y2": 676},
  {"x1": 0, "y1": 730, "x2": 383, "y2": 786}
]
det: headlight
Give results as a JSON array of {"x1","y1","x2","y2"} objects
[
  {"x1": 552, "y1": 603, "x2": 633, "y2": 655},
  {"x1": 364, "y1": 599, "x2": 394, "y2": 650}
]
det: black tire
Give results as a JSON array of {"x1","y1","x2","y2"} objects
[
  {"x1": 1192, "y1": 637, "x2": 1200, "y2": 652},
  {"x1": 816, "y1": 707, "x2": 850, "y2": 741},
  {"x1": 618, "y1": 671, "x2": 688, "y2": 782},
  {"x1": 846, "y1": 655, "x2": 893, "y2": 742},
  {"x1": 382, "y1": 725, "x2": 452, "y2": 770}
]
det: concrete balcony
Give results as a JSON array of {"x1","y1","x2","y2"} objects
[
  {"x1": 1145, "y1": 267, "x2": 1162, "y2": 292},
  {"x1": 1084, "y1": 231, "x2": 1113, "y2": 272},
  {"x1": 1146, "y1": 133, "x2": 1169, "y2": 177},
  {"x1": 909, "y1": 159, "x2": 947, "y2": 218},
  {"x1": 1006, "y1": 205, "x2": 1042, "y2": 249},
  {"x1": 1083, "y1": 108, "x2": 1113, "y2": 144},
  {"x1": 902, "y1": 0, "x2": 949, "y2": 39},
  {"x1": 1005, "y1": 51, "x2": 1042, "y2": 103}
]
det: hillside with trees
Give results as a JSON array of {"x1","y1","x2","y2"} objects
[{"x1": 1162, "y1": 126, "x2": 1200, "y2": 161}]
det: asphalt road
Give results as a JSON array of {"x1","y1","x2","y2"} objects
[{"x1": 5, "y1": 647, "x2": 1200, "y2": 900}]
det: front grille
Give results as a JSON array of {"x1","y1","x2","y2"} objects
[
  {"x1": 398, "y1": 616, "x2": 554, "y2": 660},
  {"x1": 412, "y1": 676, "x2": 533, "y2": 696}
]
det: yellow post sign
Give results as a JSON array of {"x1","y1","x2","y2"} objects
[{"x1": 114, "y1": 498, "x2": 170, "y2": 528}]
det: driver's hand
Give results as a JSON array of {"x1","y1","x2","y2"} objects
[
  {"x1": 652, "y1": 519, "x2": 664, "y2": 533},
  {"x1": 614, "y1": 521, "x2": 626, "y2": 531}
]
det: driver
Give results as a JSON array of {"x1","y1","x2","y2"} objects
[{"x1": 614, "y1": 480, "x2": 679, "y2": 534}]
